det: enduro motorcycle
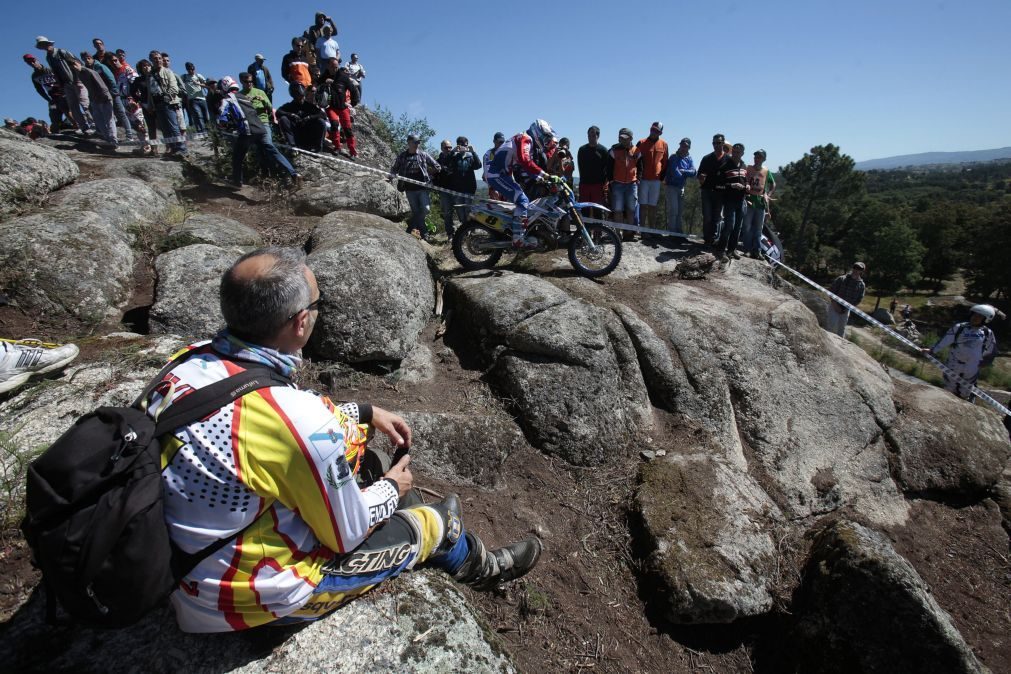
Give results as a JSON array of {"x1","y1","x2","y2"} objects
[{"x1": 452, "y1": 181, "x2": 623, "y2": 278}]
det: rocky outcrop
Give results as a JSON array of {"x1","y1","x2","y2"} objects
[
  {"x1": 149, "y1": 244, "x2": 243, "y2": 338},
  {"x1": 0, "y1": 571, "x2": 515, "y2": 674},
  {"x1": 164, "y1": 213, "x2": 263, "y2": 250},
  {"x1": 0, "y1": 132, "x2": 79, "y2": 214},
  {"x1": 887, "y1": 379, "x2": 1011, "y2": 495},
  {"x1": 636, "y1": 453, "x2": 782, "y2": 623},
  {"x1": 47, "y1": 177, "x2": 174, "y2": 242},
  {"x1": 444, "y1": 271, "x2": 650, "y2": 466},
  {"x1": 792, "y1": 520, "x2": 987, "y2": 674},
  {"x1": 306, "y1": 211, "x2": 433, "y2": 362}
]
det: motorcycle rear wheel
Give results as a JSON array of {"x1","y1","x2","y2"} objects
[
  {"x1": 453, "y1": 221, "x2": 505, "y2": 270},
  {"x1": 568, "y1": 225, "x2": 622, "y2": 278}
]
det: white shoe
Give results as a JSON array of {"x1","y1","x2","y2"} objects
[{"x1": 0, "y1": 339, "x2": 79, "y2": 394}]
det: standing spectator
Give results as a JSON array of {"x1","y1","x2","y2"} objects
[
  {"x1": 92, "y1": 38, "x2": 115, "y2": 68},
  {"x1": 23, "y1": 53, "x2": 68, "y2": 131},
  {"x1": 664, "y1": 137, "x2": 695, "y2": 234},
  {"x1": 389, "y1": 135, "x2": 441, "y2": 241},
  {"x1": 825, "y1": 262, "x2": 866, "y2": 337},
  {"x1": 205, "y1": 80, "x2": 224, "y2": 119},
  {"x1": 247, "y1": 54, "x2": 275, "y2": 101},
  {"x1": 276, "y1": 83, "x2": 327, "y2": 152},
  {"x1": 923, "y1": 305, "x2": 998, "y2": 401},
  {"x1": 697, "y1": 133, "x2": 728, "y2": 247},
  {"x1": 123, "y1": 96, "x2": 150, "y2": 154},
  {"x1": 715, "y1": 143, "x2": 748, "y2": 261},
  {"x1": 36, "y1": 36, "x2": 91, "y2": 133},
  {"x1": 160, "y1": 53, "x2": 188, "y2": 131},
  {"x1": 347, "y1": 53, "x2": 366, "y2": 89},
  {"x1": 547, "y1": 137, "x2": 575, "y2": 188},
  {"x1": 281, "y1": 37, "x2": 313, "y2": 91},
  {"x1": 320, "y1": 59, "x2": 359, "y2": 158},
  {"x1": 130, "y1": 59, "x2": 158, "y2": 153},
  {"x1": 889, "y1": 298, "x2": 898, "y2": 315},
  {"x1": 577, "y1": 126, "x2": 609, "y2": 218},
  {"x1": 636, "y1": 122, "x2": 668, "y2": 230},
  {"x1": 217, "y1": 77, "x2": 301, "y2": 188},
  {"x1": 901, "y1": 304, "x2": 912, "y2": 321},
  {"x1": 440, "y1": 137, "x2": 481, "y2": 238},
  {"x1": 81, "y1": 52, "x2": 133, "y2": 142},
  {"x1": 181, "y1": 62, "x2": 209, "y2": 133},
  {"x1": 742, "y1": 149, "x2": 776, "y2": 258},
  {"x1": 436, "y1": 139, "x2": 456, "y2": 235},
  {"x1": 148, "y1": 51, "x2": 186, "y2": 155},
  {"x1": 315, "y1": 25, "x2": 340, "y2": 65},
  {"x1": 70, "y1": 59, "x2": 116, "y2": 148},
  {"x1": 608, "y1": 128, "x2": 643, "y2": 232},
  {"x1": 304, "y1": 12, "x2": 337, "y2": 79},
  {"x1": 483, "y1": 132, "x2": 505, "y2": 199}
]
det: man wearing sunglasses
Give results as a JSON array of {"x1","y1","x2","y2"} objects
[{"x1": 143, "y1": 247, "x2": 541, "y2": 632}]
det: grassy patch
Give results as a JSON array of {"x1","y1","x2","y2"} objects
[
  {"x1": 848, "y1": 331, "x2": 944, "y2": 386},
  {"x1": 0, "y1": 426, "x2": 47, "y2": 536}
]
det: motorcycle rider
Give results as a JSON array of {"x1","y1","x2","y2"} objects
[
  {"x1": 485, "y1": 119, "x2": 565, "y2": 249},
  {"x1": 923, "y1": 304, "x2": 999, "y2": 401}
]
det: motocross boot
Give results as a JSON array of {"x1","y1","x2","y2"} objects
[{"x1": 453, "y1": 529, "x2": 543, "y2": 591}]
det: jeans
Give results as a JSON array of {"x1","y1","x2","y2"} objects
[
  {"x1": 439, "y1": 194, "x2": 470, "y2": 236},
  {"x1": 232, "y1": 132, "x2": 296, "y2": 184},
  {"x1": 638, "y1": 179, "x2": 661, "y2": 206},
  {"x1": 111, "y1": 95, "x2": 134, "y2": 140},
  {"x1": 610, "y1": 181, "x2": 638, "y2": 215},
  {"x1": 701, "y1": 189, "x2": 722, "y2": 243},
  {"x1": 62, "y1": 81, "x2": 92, "y2": 131},
  {"x1": 187, "y1": 98, "x2": 209, "y2": 133},
  {"x1": 90, "y1": 100, "x2": 117, "y2": 146},
  {"x1": 741, "y1": 204, "x2": 765, "y2": 254},
  {"x1": 665, "y1": 184, "x2": 685, "y2": 233},
  {"x1": 405, "y1": 189, "x2": 431, "y2": 238},
  {"x1": 718, "y1": 196, "x2": 746, "y2": 254},
  {"x1": 156, "y1": 105, "x2": 187, "y2": 153}
]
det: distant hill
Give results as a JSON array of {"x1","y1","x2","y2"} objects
[{"x1": 856, "y1": 147, "x2": 1011, "y2": 171}]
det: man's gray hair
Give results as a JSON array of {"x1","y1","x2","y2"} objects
[{"x1": 220, "y1": 247, "x2": 312, "y2": 342}]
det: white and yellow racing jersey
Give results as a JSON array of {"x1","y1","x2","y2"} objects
[{"x1": 146, "y1": 343, "x2": 399, "y2": 632}]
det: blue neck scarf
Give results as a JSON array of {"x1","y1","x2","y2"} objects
[{"x1": 211, "y1": 330, "x2": 301, "y2": 379}]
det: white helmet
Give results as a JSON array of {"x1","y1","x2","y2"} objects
[
  {"x1": 527, "y1": 119, "x2": 555, "y2": 149},
  {"x1": 970, "y1": 304, "x2": 997, "y2": 323},
  {"x1": 219, "y1": 76, "x2": 239, "y2": 92}
]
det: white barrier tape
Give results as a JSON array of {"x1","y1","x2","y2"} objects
[{"x1": 766, "y1": 255, "x2": 1010, "y2": 418}]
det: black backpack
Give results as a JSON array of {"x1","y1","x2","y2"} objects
[{"x1": 20, "y1": 351, "x2": 290, "y2": 627}]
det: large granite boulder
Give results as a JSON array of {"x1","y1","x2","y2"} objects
[
  {"x1": 791, "y1": 520, "x2": 987, "y2": 674},
  {"x1": 635, "y1": 452, "x2": 782, "y2": 624},
  {"x1": 47, "y1": 177, "x2": 174, "y2": 240},
  {"x1": 164, "y1": 213, "x2": 263, "y2": 250},
  {"x1": 306, "y1": 211, "x2": 433, "y2": 362},
  {"x1": 149, "y1": 244, "x2": 243, "y2": 337},
  {"x1": 0, "y1": 571, "x2": 515, "y2": 674},
  {"x1": 0, "y1": 132, "x2": 79, "y2": 214},
  {"x1": 444, "y1": 271, "x2": 650, "y2": 466},
  {"x1": 886, "y1": 379, "x2": 1011, "y2": 496}
]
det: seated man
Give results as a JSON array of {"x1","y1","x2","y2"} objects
[
  {"x1": 276, "y1": 83, "x2": 327, "y2": 152},
  {"x1": 145, "y1": 247, "x2": 541, "y2": 632}
]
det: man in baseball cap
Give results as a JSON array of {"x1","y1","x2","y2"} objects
[
  {"x1": 23, "y1": 52, "x2": 67, "y2": 130},
  {"x1": 247, "y1": 53, "x2": 274, "y2": 101},
  {"x1": 34, "y1": 36, "x2": 92, "y2": 133},
  {"x1": 636, "y1": 122, "x2": 668, "y2": 230},
  {"x1": 664, "y1": 137, "x2": 696, "y2": 233}
]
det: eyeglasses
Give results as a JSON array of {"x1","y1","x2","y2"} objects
[{"x1": 288, "y1": 295, "x2": 323, "y2": 320}]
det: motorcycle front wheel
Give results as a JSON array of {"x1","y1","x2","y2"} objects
[
  {"x1": 568, "y1": 225, "x2": 622, "y2": 278},
  {"x1": 453, "y1": 221, "x2": 506, "y2": 270}
]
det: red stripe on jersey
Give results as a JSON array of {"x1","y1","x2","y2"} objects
[
  {"x1": 257, "y1": 387, "x2": 347, "y2": 553},
  {"x1": 218, "y1": 536, "x2": 250, "y2": 631}
]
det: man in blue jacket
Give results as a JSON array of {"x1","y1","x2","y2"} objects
[{"x1": 664, "y1": 137, "x2": 695, "y2": 234}]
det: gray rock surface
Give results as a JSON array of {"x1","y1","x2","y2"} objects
[
  {"x1": 887, "y1": 379, "x2": 1011, "y2": 495},
  {"x1": 628, "y1": 265, "x2": 908, "y2": 525},
  {"x1": 149, "y1": 244, "x2": 242, "y2": 337},
  {"x1": 0, "y1": 209, "x2": 134, "y2": 322},
  {"x1": 636, "y1": 453, "x2": 782, "y2": 623},
  {"x1": 307, "y1": 211, "x2": 433, "y2": 362},
  {"x1": 165, "y1": 213, "x2": 263, "y2": 250},
  {"x1": 0, "y1": 132, "x2": 79, "y2": 214},
  {"x1": 47, "y1": 177, "x2": 173, "y2": 240},
  {"x1": 444, "y1": 271, "x2": 650, "y2": 466},
  {"x1": 0, "y1": 571, "x2": 515, "y2": 674},
  {"x1": 369, "y1": 411, "x2": 523, "y2": 487},
  {"x1": 871, "y1": 307, "x2": 895, "y2": 325},
  {"x1": 792, "y1": 520, "x2": 987, "y2": 674}
]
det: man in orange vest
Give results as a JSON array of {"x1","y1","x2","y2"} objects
[
  {"x1": 608, "y1": 128, "x2": 643, "y2": 234},
  {"x1": 636, "y1": 122, "x2": 668, "y2": 230}
]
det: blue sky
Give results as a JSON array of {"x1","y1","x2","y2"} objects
[{"x1": 3, "y1": 0, "x2": 1009, "y2": 170}]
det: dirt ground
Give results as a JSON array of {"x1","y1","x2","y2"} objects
[{"x1": 2, "y1": 153, "x2": 1009, "y2": 673}]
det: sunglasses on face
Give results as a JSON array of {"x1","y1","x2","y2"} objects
[{"x1": 288, "y1": 295, "x2": 323, "y2": 321}]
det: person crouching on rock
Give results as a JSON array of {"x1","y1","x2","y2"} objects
[
  {"x1": 922, "y1": 304, "x2": 999, "y2": 401},
  {"x1": 276, "y1": 83, "x2": 328, "y2": 153},
  {"x1": 216, "y1": 76, "x2": 303, "y2": 189},
  {"x1": 142, "y1": 247, "x2": 541, "y2": 632}
]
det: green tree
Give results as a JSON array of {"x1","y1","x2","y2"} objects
[
  {"x1": 908, "y1": 204, "x2": 960, "y2": 291},
  {"x1": 776, "y1": 144, "x2": 865, "y2": 268},
  {"x1": 372, "y1": 103, "x2": 437, "y2": 154},
  {"x1": 863, "y1": 217, "x2": 925, "y2": 309},
  {"x1": 964, "y1": 205, "x2": 1011, "y2": 299}
]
